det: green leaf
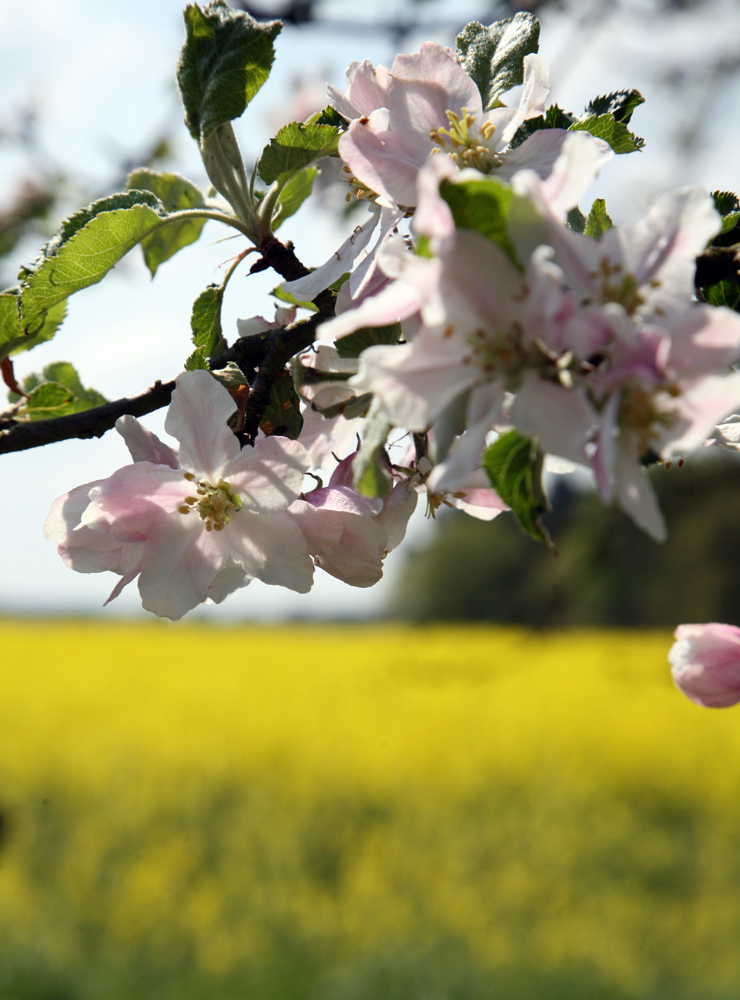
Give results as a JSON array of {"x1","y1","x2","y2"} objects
[
  {"x1": 258, "y1": 122, "x2": 340, "y2": 185},
  {"x1": 335, "y1": 322, "x2": 402, "y2": 359},
  {"x1": 584, "y1": 198, "x2": 614, "y2": 239},
  {"x1": 191, "y1": 284, "x2": 227, "y2": 358},
  {"x1": 567, "y1": 207, "x2": 586, "y2": 234},
  {"x1": 456, "y1": 13, "x2": 540, "y2": 112},
  {"x1": 177, "y1": 1, "x2": 281, "y2": 145},
  {"x1": 271, "y1": 283, "x2": 319, "y2": 313},
  {"x1": 353, "y1": 398, "x2": 393, "y2": 498},
  {"x1": 584, "y1": 89, "x2": 644, "y2": 124},
  {"x1": 259, "y1": 369, "x2": 303, "y2": 439},
  {"x1": 705, "y1": 279, "x2": 740, "y2": 312},
  {"x1": 712, "y1": 191, "x2": 740, "y2": 239},
  {"x1": 184, "y1": 346, "x2": 211, "y2": 370},
  {"x1": 439, "y1": 177, "x2": 521, "y2": 267},
  {"x1": 126, "y1": 169, "x2": 207, "y2": 275},
  {"x1": 507, "y1": 104, "x2": 576, "y2": 149},
  {"x1": 570, "y1": 114, "x2": 644, "y2": 154},
  {"x1": 19, "y1": 191, "x2": 167, "y2": 336},
  {"x1": 307, "y1": 105, "x2": 349, "y2": 130},
  {"x1": 482, "y1": 430, "x2": 551, "y2": 544},
  {"x1": 272, "y1": 166, "x2": 317, "y2": 230},
  {"x1": 12, "y1": 363, "x2": 106, "y2": 418}
]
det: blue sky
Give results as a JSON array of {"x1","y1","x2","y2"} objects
[{"x1": 1, "y1": 0, "x2": 738, "y2": 619}]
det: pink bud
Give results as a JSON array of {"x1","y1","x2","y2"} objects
[{"x1": 669, "y1": 623, "x2": 740, "y2": 708}]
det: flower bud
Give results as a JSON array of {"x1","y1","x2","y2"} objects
[{"x1": 669, "y1": 623, "x2": 740, "y2": 708}]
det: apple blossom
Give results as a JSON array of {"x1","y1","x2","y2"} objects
[{"x1": 669, "y1": 623, "x2": 740, "y2": 708}]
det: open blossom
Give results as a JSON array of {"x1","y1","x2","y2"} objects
[
  {"x1": 669, "y1": 623, "x2": 740, "y2": 708},
  {"x1": 45, "y1": 371, "x2": 315, "y2": 620},
  {"x1": 331, "y1": 42, "x2": 564, "y2": 212}
]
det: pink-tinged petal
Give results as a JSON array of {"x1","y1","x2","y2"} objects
[
  {"x1": 137, "y1": 515, "x2": 226, "y2": 620},
  {"x1": 603, "y1": 186, "x2": 720, "y2": 312},
  {"x1": 614, "y1": 434, "x2": 667, "y2": 542},
  {"x1": 497, "y1": 128, "x2": 570, "y2": 182},
  {"x1": 450, "y1": 487, "x2": 509, "y2": 521},
  {"x1": 165, "y1": 370, "x2": 239, "y2": 481},
  {"x1": 388, "y1": 42, "x2": 482, "y2": 160},
  {"x1": 91, "y1": 463, "x2": 190, "y2": 539},
  {"x1": 667, "y1": 305, "x2": 740, "y2": 379},
  {"x1": 206, "y1": 559, "x2": 251, "y2": 605},
  {"x1": 227, "y1": 510, "x2": 314, "y2": 593},
  {"x1": 413, "y1": 155, "x2": 457, "y2": 240},
  {"x1": 298, "y1": 406, "x2": 364, "y2": 470},
  {"x1": 591, "y1": 389, "x2": 620, "y2": 501},
  {"x1": 287, "y1": 499, "x2": 344, "y2": 558},
  {"x1": 44, "y1": 481, "x2": 104, "y2": 545},
  {"x1": 669, "y1": 623, "x2": 740, "y2": 708},
  {"x1": 428, "y1": 381, "x2": 504, "y2": 493},
  {"x1": 351, "y1": 332, "x2": 479, "y2": 431},
  {"x1": 511, "y1": 371, "x2": 597, "y2": 465},
  {"x1": 500, "y1": 53, "x2": 551, "y2": 144},
  {"x1": 318, "y1": 273, "x2": 425, "y2": 341},
  {"x1": 339, "y1": 114, "x2": 424, "y2": 209},
  {"x1": 437, "y1": 229, "x2": 525, "y2": 331},
  {"x1": 282, "y1": 204, "x2": 381, "y2": 301},
  {"x1": 348, "y1": 206, "x2": 405, "y2": 300},
  {"x1": 306, "y1": 484, "x2": 383, "y2": 517},
  {"x1": 377, "y1": 480, "x2": 418, "y2": 550},
  {"x1": 103, "y1": 545, "x2": 145, "y2": 605},
  {"x1": 348, "y1": 59, "x2": 392, "y2": 115},
  {"x1": 658, "y1": 372, "x2": 740, "y2": 456},
  {"x1": 115, "y1": 415, "x2": 179, "y2": 468},
  {"x1": 514, "y1": 131, "x2": 613, "y2": 221},
  {"x1": 226, "y1": 436, "x2": 308, "y2": 513}
]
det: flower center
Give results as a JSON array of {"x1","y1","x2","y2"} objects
[
  {"x1": 617, "y1": 382, "x2": 678, "y2": 457},
  {"x1": 468, "y1": 323, "x2": 526, "y2": 384},
  {"x1": 590, "y1": 257, "x2": 647, "y2": 315},
  {"x1": 178, "y1": 473, "x2": 242, "y2": 531},
  {"x1": 430, "y1": 108, "x2": 502, "y2": 173}
]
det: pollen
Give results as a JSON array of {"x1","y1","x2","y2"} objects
[{"x1": 177, "y1": 476, "x2": 242, "y2": 530}]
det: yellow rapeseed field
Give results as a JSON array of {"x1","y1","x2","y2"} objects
[{"x1": 1, "y1": 620, "x2": 739, "y2": 1000}]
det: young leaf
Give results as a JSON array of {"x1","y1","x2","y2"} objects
[
  {"x1": 126, "y1": 169, "x2": 207, "y2": 275},
  {"x1": 335, "y1": 322, "x2": 402, "y2": 359},
  {"x1": 258, "y1": 123, "x2": 340, "y2": 185},
  {"x1": 0, "y1": 289, "x2": 68, "y2": 360},
  {"x1": 184, "y1": 346, "x2": 211, "y2": 371},
  {"x1": 177, "y1": 1, "x2": 281, "y2": 146},
  {"x1": 353, "y1": 397, "x2": 393, "y2": 498},
  {"x1": 11, "y1": 363, "x2": 106, "y2": 418},
  {"x1": 584, "y1": 198, "x2": 614, "y2": 239},
  {"x1": 19, "y1": 191, "x2": 167, "y2": 336},
  {"x1": 704, "y1": 279, "x2": 740, "y2": 312},
  {"x1": 567, "y1": 207, "x2": 586, "y2": 234},
  {"x1": 259, "y1": 369, "x2": 303, "y2": 439},
  {"x1": 191, "y1": 284, "x2": 227, "y2": 358},
  {"x1": 570, "y1": 114, "x2": 644, "y2": 154},
  {"x1": 456, "y1": 13, "x2": 540, "y2": 112},
  {"x1": 482, "y1": 430, "x2": 551, "y2": 545},
  {"x1": 584, "y1": 90, "x2": 644, "y2": 124},
  {"x1": 439, "y1": 177, "x2": 521, "y2": 267},
  {"x1": 711, "y1": 191, "x2": 740, "y2": 244},
  {"x1": 272, "y1": 166, "x2": 317, "y2": 229},
  {"x1": 507, "y1": 104, "x2": 575, "y2": 149}
]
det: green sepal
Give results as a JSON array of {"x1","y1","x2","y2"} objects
[
  {"x1": 126, "y1": 169, "x2": 207, "y2": 275},
  {"x1": 482, "y1": 430, "x2": 551, "y2": 545},
  {"x1": 259, "y1": 369, "x2": 303, "y2": 439},
  {"x1": 584, "y1": 90, "x2": 644, "y2": 124},
  {"x1": 177, "y1": 1, "x2": 281, "y2": 145},
  {"x1": 567, "y1": 207, "x2": 586, "y2": 234},
  {"x1": 10, "y1": 362, "x2": 106, "y2": 418},
  {"x1": 272, "y1": 167, "x2": 317, "y2": 230},
  {"x1": 191, "y1": 284, "x2": 228, "y2": 358},
  {"x1": 584, "y1": 198, "x2": 614, "y2": 239},
  {"x1": 19, "y1": 191, "x2": 167, "y2": 336},
  {"x1": 353, "y1": 397, "x2": 393, "y2": 498},
  {"x1": 184, "y1": 346, "x2": 211, "y2": 370},
  {"x1": 316, "y1": 392, "x2": 373, "y2": 421},
  {"x1": 456, "y1": 13, "x2": 540, "y2": 112},
  {"x1": 439, "y1": 177, "x2": 521, "y2": 268},
  {"x1": 570, "y1": 114, "x2": 644, "y2": 154},
  {"x1": 335, "y1": 322, "x2": 402, "y2": 359},
  {"x1": 258, "y1": 122, "x2": 341, "y2": 185}
]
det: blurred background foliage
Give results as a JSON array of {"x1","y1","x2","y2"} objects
[{"x1": 393, "y1": 453, "x2": 740, "y2": 626}]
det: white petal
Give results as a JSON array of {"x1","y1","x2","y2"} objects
[{"x1": 165, "y1": 370, "x2": 239, "y2": 481}]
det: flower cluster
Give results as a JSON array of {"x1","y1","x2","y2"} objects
[{"x1": 41, "y1": 12, "x2": 740, "y2": 695}]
